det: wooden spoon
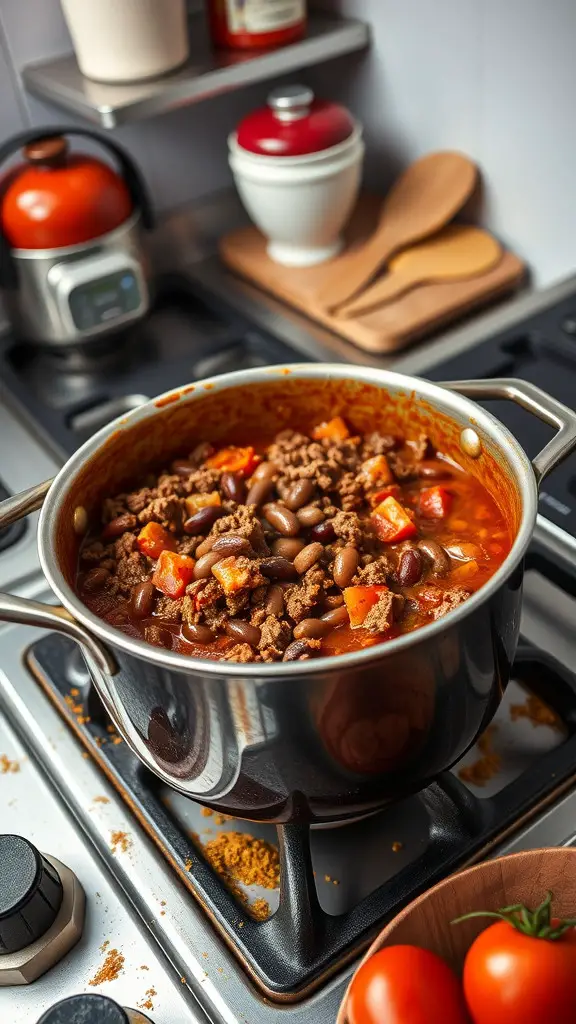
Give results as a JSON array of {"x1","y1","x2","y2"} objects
[
  {"x1": 314, "y1": 151, "x2": 478, "y2": 312},
  {"x1": 337, "y1": 225, "x2": 502, "y2": 319}
]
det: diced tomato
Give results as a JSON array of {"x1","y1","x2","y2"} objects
[
  {"x1": 449, "y1": 559, "x2": 479, "y2": 582},
  {"x1": 205, "y1": 446, "x2": 260, "y2": 476},
  {"x1": 369, "y1": 484, "x2": 402, "y2": 507},
  {"x1": 212, "y1": 556, "x2": 253, "y2": 595},
  {"x1": 185, "y1": 491, "x2": 222, "y2": 516},
  {"x1": 137, "y1": 522, "x2": 177, "y2": 559},
  {"x1": 152, "y1": 550, "x2": 195, "y2": 598},
  {"x1": 371, "y1": 496, "x2": 417, "y2": 543},
  {"x1": 312, "y1": 416, "x2": 350, "y2": 442},
  {"x1": 343, "y1": 585, "x2": 389, "y2": 628},
  {"x1": 360, "y1": 454, "x2": 393, "y2": 487},
  {"x1": 413, "y1": 584, "x2": 444, "y2": 609},
  {"x1": 419, "y1": 486, "x2": 453, "y2": 519}
]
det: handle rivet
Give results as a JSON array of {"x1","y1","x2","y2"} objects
[
  {"x1": 460, "y1": 427, "x2": 482, "y2": 458},
  {"x1": 73, "y1": 506, "x2": 88, "y2": 535}
]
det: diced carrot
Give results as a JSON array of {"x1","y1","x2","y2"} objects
[
  {"x1": 152, "y1": 550, "x2": 195, "y2": 598},
  {"x1": 137, "y1": 522, "x2": 177, "y2": 559},
  {"x1": 412, "y1": 584, "x2": 443, "y2": 609},
  {"x1": 205, "y1": 446, "x2": 260, "y2": 476},
  {"x1": 185, "y1": 491, "x2": 222, "y2": 516},
  {"x1": 419, "y1": 486, "x2": 453, "y2": 519},
  {"x1": 312, "y1": 416, "x2": 350, "y2": 442},
  {"x1": 371, "y1": 496, "x2": 417, "y2": 543},
  {"x1": 449, "y1": 559, "x2": 479, "y2": 582},
  {"x1": 360, "y1": 454, "x2": 393, "y2": 487},
  {"x1": 212, "y1": 556, "x2": 253, "y2": 595},
  {"x1": 343, "y1": 585, "x2": 389, "y2": 628},
  {"x1": 369, "y1": 484, "x2": 402, "y2": 507}
]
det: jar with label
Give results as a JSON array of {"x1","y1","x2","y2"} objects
[{"x1": 208, "y1": 0, "x2": 306, "y2": 50}]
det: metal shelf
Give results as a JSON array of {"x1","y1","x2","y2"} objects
[{"x1": 22, "y1": 12, "x2": 369, "y2": 130}]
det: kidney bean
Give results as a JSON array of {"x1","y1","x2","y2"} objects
[
  {"x1": 195, "y1": 534, "x2": 216, "y2": 558},
  {"x1": 103, "y1": 513, "x2": 137, "y2": 538},
  {"x1": 417, "y1": 460, "x2": 453, "y2": 480},
  {"x1": 320, "y1": 604, "x2": 350, "y2": 627},
  {"x1": 131, "y1": 580, "x2": 155, "y2": 618},
  {"x1": 184, "y1": 505, "x2": 222, "y2": 535},
  {"x1": 294, "y1": 542, "x2": 324, "y2": 575},
  {"x1": 297, "y1": 505, "x2": 325, "y2": 528},
  {"x1": 260, "y1": 556, "x2": 298, "y2": 581},
  {"x1": 283, "y1": 638, "x2": 319, "y2": 662},
  {"x1": 252, "y1": 461, "x2": 278, "y2": 483},
  {"x1": 293, "y1": 618, "x2": 331, "y2": 640},
  {"x1": 397, "y1": 548, "x2": 423, "y2": 587},
  {"x1": 246, "y1": 473, "x2": 275, "y2": 508},
  {"x1": 212, "y1": 534, "x2": 252, "y2": 556},
  {"x1": 189, "y1": 442, "x2": 213, "y2": 464},
  {"x1": 172, "y1": 459, "x2": 196, "y2": 477},
  {"x1": 310, "y1": 520, "x2": 336, "y2": 544},
  {"x1": 194, "y1": 550, "x2": 224, "y2": 580},
  {"x1": 263, "y1": 503, "x2": 300, "y2": 537},
  {"x1": 332, "y1": 546, "x2": 359, "y2": 588},
  {"x1": 445, "y1": 541, "x2": 484, "y2": 562},
  {"x1": 284, "y1": 479, "x2": 314, "y2": 511},
  {"x1": 83, "y1": 567, "x2": 110, "y2": 592},
  {"x1": 271, "y1": 537, "x2": 305, "y2": 560},
  {"x1": 324, "y1": 593, "x2": 345, "y2": 608},
  {"x1": 417, "y1": 538, "x2": 450, "y2": 576},
  {"x1": 182, "y1": 622, "x2": 215, "y2": 644},
  {"x1": 226, "y1": 620, "x2": 262, "y2": 647},
  {"x1": 275, "y1": 478, "x2": 291, "y2": 501},
  {"x1": 265, "y1": 584, "x2": 284, "y2": 617},
  {"x1": 220, "y1": 472, "x2": 246, "y2": 503}
]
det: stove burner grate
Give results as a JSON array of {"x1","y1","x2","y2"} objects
[{"x1": 26, "y1": 633, "x2": 576, "y2": 1001}]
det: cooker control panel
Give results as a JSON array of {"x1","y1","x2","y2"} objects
[{"x1": 47, "y1": 252, "x2": 148, "y2": 339}]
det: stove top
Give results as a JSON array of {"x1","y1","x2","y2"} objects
[{"x1": 4, "y1": 273, "x2": 576, "y2": 1022}]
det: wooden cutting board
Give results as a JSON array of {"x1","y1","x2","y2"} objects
[{"x1": 219, "y1": 194, "x2": 526, "y2": 354}]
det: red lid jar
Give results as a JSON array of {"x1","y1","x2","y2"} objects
[
  {"x1": 208, "y1": 0, "x2": 306, "y2": 51},
  {"x1": 1, "y1": 136, "x2": 133, "y2": 250},
  {"x1": 235, "y1": 85, "x2": 356, "y2": 158}
]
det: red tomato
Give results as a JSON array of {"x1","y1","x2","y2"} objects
[
  {"x1": 206, "y1": 445, "x2": 260, "y2": 476},
  {"x1": 371, "y1": 496, "x2": 417, "y2": 543},
  {"x1": 419, "y1": 485, "x2": 453, "y2": 519},
  {"x1": 463, "y1": 919, "x2": 576, "y2": 1024},
  {"x1": 347, "y1": 945, "x2": 469, "y2": 1024},
  {"x1": 152, "y1": 550, "x2": 195, "y2": 598},
  {"x1": 137, "y1": 522, "x2": 177, "y2": 559}
]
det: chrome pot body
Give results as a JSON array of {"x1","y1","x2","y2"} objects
[{"x1": 1, "y1": 366, "x2": 575, "y2": 823}]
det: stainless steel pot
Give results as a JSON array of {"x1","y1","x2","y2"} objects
[{"x1": 1, "y1": 365, "x2": 575, "y2": 823}]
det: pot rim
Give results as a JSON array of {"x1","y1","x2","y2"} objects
[{"x1": 38, "y1": 363, "x2": 537, "y2": 678}]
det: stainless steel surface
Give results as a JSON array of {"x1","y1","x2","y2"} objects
[
  {"x1": 267, "y1": 84, "x2": 314, "y2": 120},
  {"x1": 442, "y1": 378, "x2": 576, "y2": 482},
  {"x1": 22, "y1": 13, "x2": 370, "y2": 129},
  {"x1": 6, "y1": 212, "x2": 150, "y2": 347},
  {"x1": 0, "y1": 479, "x2": 53, "y2": 528}
]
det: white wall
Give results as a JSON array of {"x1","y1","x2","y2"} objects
[
  {"x1": 1, "y1": 0, "x2": 576, "y2": 286},
  {"x1": 310, "y1": 0, "x2": 576, "y2": 287}
]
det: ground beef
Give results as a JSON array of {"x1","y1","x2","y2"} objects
[
  {"x1": 80, "y1": 541, "x2": 113, "y2": 564},
  {"x1": 114, "y1": 533, "x2": 139, "y2": 560},
  {"x1": 284, "y1": 566, "x2": 328, "y2": 623},
  {"x1": 361, "y1": 431, "x2": 398, "y2": 458},
  {"x1": 144, "y1": 624, "x2": 170, "y2": 646},
  {"x1": 138, "y1": 496, "x2": 183, "y2": 530},
  {"x1": 155, "y1": 596, "x2": 184, "y2": 622},
  {"x1": 156, "y1": 473, "x2": 186, "y2": 498},
  {"x1": 101, "y1": 496, "x2": 128, "y2": 522},
  {"x1": 211, "y1": 506, "x2": 269, "y2": 555},
  {"x1": 330, "y1": 510, "x2": 363, "y2": 546},
  {"x1": 354, "y1": 556, "x2": 394, "y2": 586},
  {"x1": 406, "y1": 434, "x2": 431, "y2": 462},
  {"x1": 185, "y1": 467, "x2": 222, "y2": 494},
  {"x1": 177, "y1": 536, "x2": 200, "y2": 556},
  {"x1": 182, "y1": 579, "x2": 224, "y2": 626},
  {"x1": 362, "y1": 592, "x2": 405, "y2": 633},
  {"x1": 125, "y1": 487, "x2": 156, "y2": 514},
  {"x1": 335, "y1": 471, "x2": 364, "y2": 511},
  {"x1": 259, "y1": 615, "x2": 292, "y2": 661},
  {"x1": 224, "y1": 643, "x2": 260, "y2": 663},
  {"x1": 431, "y1": 587, "x2": 471, "y2": 620},
  {"x1": 112, "y1": 552, "x2": 150, "y2": 594}
]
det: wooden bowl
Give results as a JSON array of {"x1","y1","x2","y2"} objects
[{"x1": 337, "y1": 848, "x2": 576, "y2": 1024}]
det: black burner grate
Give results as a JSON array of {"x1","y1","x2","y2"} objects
[{"x1": 26, "y1": 626, "x2": 576, "y2": 1000}]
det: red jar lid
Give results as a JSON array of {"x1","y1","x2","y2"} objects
[{"x1": 236, "y1": 86, "x2": 356, "y2": 157}]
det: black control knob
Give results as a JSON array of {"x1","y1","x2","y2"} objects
[
  {"x1": 0, "y1": 835, "x2": 63, "y2": 954},
  {"x1": 37, "y1": 995, "x2": 150, "y2": 1022}
]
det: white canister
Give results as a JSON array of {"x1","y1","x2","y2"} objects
[{"x1": 60, "y1": 0, "x2": 189, "y2": 83}]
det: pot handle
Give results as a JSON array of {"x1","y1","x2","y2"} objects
[
  {"x1": 0, "y1": 479, "x2": 118, "y2": 677},
  {"x1": 441, "y1": 377, "x2": 576, "y2": 483}
]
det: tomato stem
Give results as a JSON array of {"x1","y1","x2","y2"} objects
[{"x1": 452, "y1": 891, "x2": 576, "y2": 940}]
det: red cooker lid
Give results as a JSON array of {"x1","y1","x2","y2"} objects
[{"x1": 236, "y1": 85, "x2": 356, "y2": 157}]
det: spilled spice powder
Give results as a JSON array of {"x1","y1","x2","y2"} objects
[
  {"x1": 201, "y1": 807, "x2": 213, "y2": 818},
  {"x1": 138, "y1": 987, "x2": 156, "y2": 1011},
  {"x1": 202, "y1": 832, "x2": 279, "y2": 889},
  {"x1": 110, "y1": 830, "x2": 131, "y2": 854},
  {"x1": 391, "y1": 841, "x2": 403, "y2": 853},
  {"x1": 0, "y1": 754, "x2": 19, "y2": 774},
  {"x1": 99, "y1": 939, "x2": 110, "y2": 953},
  {"x1": 510, "y1": 694, "x2": 562, "y2": 730},
  {"x1": 89, "y1": 948, "x2": 125, "y2": 986},
  {"x1": 185, "y1": 857, "x2": 193, "y2": 871},
  {"x1": 93, "y1": 796, "x2": 110, "y2": 805},
  {"x1": 251, "y1": 898, "x2": 271, "y2": 921},
  {"x1": 458, "y1": 725, "x2": 501, "y2": 786}
]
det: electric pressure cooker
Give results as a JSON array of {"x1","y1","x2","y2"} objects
[{"x1": 0, "y1": 127, "x2": 154, "y2": 348}]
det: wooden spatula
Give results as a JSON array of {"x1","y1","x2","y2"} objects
[
  {"x1": 336, "y1": 225, "x2": 502, "y2": 319},
  {"x1": 314, "y1": 151, "x2": 478, "y2": 313}
]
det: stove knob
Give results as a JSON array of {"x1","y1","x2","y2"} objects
[
  {"x1": 37, "y1": 994, "x2": 152, "y2": 1022},
  {"x1": 0, "y1": 835, "x2": 63, "y2": 954}
]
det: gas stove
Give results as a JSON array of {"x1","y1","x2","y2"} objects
[{"x1": 4, "y1": 270, "x2": 576, "y2": 1023}]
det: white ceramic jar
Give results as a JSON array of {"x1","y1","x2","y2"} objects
[
  {"x1": 229, "y1": 86, "x2": 364, "y2": 267},
  {"x1": 60, "y1": 0, "x2": 189, "y2": 83}
]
